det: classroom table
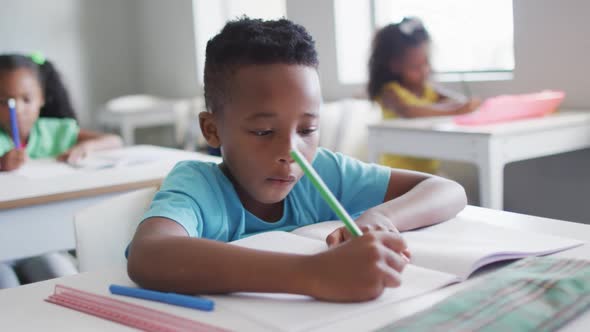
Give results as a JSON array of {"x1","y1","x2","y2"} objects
[
  {"x1": 0, "y1": 145, "x2": 220, "y2": 261},
  {"x1": 0, "y1": 205, "x2": 588, "y2": 331},
  {"x1": 98, "y1": 97, "x2": 184, "y2": 146},
  {"x1": 367, "y1": 111, "x2": 590, "y2": 210}
]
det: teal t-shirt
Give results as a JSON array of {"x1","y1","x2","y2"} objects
[
  {"x1": 141, "y1": 148, "x2": 391, "y2": 242},
  {"x1": 0, "y1": 118, "x2": 79, "y2": 158}
]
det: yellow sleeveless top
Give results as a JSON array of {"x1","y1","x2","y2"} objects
[{"x1": 377, "y1": 81, "x2": 440, "y2": 174}]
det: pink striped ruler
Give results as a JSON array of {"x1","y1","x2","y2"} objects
[{"x1": 45, "y1": 285, "x2": 229, "y2": 332}]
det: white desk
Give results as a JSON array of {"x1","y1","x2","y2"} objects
[
  {"x1": 0, "y1": 206, "x2": 589, "y2": 331},
  {"x1": 0, "y1": 145, "x2": 220, "y2": 261},
  {"x1": 98, "y1": 98, "x2": 180, "y2": 146},
  {"x1": 367, "y1": 111, "x2": 590, "y2": 210}
]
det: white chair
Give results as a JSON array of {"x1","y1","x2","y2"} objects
[
  {"x1": 181, "y1": 97, "x2": 208, "y2": 151},
  {"x1": 98, "y1": 94, "x2": 191, "y2": 146},
  {"x1": 320, "y1": 98, "x2": 382, "y2": 161},
  {"x1": 74, "y1": 187, "x2": 158, "y2": 273}
]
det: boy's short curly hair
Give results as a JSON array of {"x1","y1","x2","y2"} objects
[{"x1": 204, "y1": 17, "x2": 319, "y2": 113}]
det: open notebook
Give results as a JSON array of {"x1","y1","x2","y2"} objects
[{"x1": 208, "y1": 216, "x2": 584, "y2": 332}]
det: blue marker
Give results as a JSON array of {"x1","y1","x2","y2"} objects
[
  {"x1": 109, "y1": 284, "x2": 215, "y2": 311},
  {"x1": 7, "y1": 98, "x2": 21, "y2": 149}
]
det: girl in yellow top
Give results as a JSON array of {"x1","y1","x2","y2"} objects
[{"x1": 368, "y1": 17, "x2": 480, "y2": 174}]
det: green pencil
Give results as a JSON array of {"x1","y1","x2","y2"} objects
[{"x1": 290, "y1": 149, "x2": 363, "y2": 237}]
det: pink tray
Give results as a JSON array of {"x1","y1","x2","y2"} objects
[{"x1": 454, "y1": 90, "x2": 565, "y2": 126}]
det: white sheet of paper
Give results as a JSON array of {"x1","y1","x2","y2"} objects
[
  {"x1": 4, "y1": 147, "x2": 162, "y2": 179},
  {"x1": 211, "y1": 231, "x2": 458, "y2": 332},
  {"x1": 401, "y1": 216, "x2": 584, "y2": 279},
  {"x1": 289, "y1": 218, "x2": 584, "y2": 280},
  {"x1": 70, "y1": 149, "x2": 159, "y2": 169},
  {"x1": 10, "y1": 159, "x2": 78, "y2": 179}
]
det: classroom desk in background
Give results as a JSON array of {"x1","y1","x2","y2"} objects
[
  {"x1": 0, "y1": 206, "x2": 588, "y2": 331},
  {"x1": 367, "y1": 111, "x2": 590, "y2": 210},
  {"x1": 0, "y1": 145, "x2": 220, "y2": 262}
]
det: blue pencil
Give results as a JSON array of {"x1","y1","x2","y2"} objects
[
  {"x1": 109, "y1": 284, "x2": 215, "y2": 311},
  {"x1": 7, "y1": 98, "x2": 21, "y2": 149}
]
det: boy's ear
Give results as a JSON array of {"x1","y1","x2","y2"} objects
[{"x1": 198, "y1": 111, "x2": 221, "y2": 148}]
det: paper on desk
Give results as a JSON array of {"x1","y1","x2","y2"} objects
[
  {"x1": 69, "y1": 154, "x2": 158, "y2": 169},
  {"x1": 211, "y1": 231, "x2": 458, "y2": 332},
  {"x1": 69, "y1": 148, "x2": 161, "y2": 169},
  {"x1": 212, "y1": 265, "x2": 457, "y2": 332},
  {"x1": 7, "y1": 151, "x2": 159, "y2": 179},
  {"x1": 10, "y1": 159, "x2": 78, "y2": 179}
]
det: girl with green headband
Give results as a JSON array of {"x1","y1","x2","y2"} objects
[
  {"x1": 0, "y1": 53, "x2": 123, "y2": 171},
  {"x1": 0, "y1": 53, "x2": 123, "y2": 289}
]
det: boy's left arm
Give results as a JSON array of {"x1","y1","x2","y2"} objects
[
  {"x1": 327, "y1": 169, "x2": 467, "y2": 246},
  {"x1": 58, "y1": 129, "x2": 123, "y2": 163}
]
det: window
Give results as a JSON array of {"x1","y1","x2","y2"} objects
[
  {"x1": 333, "y1": 1, "x2": 373, "y2": 85},
  {"x1": 192, "y1": 0, "x2": 286, "y2": 84},
  {"x1": 334, "y1": 0, "x2": 514, "y2": 84}
]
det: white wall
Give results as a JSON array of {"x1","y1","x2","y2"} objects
[
  {"x1": 0, "y1": 0, "x2": 88, "y2": 123},
  {"x1": 0, "y1": 0, "x2": 141, "y2": 127},
  {"x1": 0, "y1": 0, "x2": 198, "y2": 138},
  {"x1": 136, "y1": 0, "x2": 200, "y2": 98},
  {"x1": 77, "y1": 0, "x2": 142, "y2": 125}
]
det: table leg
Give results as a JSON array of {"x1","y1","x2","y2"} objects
[
  {"x1": 121, "y1": 122, "x2": 135, "y2": 146},
  {"x1": 368, "y1": 132, "x2": 380, "y2": 164},
  {"x1": 477, "y1": 140, "x2": 504, "y2": 210}
]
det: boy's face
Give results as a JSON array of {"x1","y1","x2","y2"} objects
[
  {"x1": 202, "y1": 64, "x2": 321, "y2": 209},
  {"x1": 0, "y1": 68, "x2": 44, "y2": 139}
]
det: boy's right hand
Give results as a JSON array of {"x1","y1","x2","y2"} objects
[
  {"x1": 303, "y1": 231, "x2": 408, "y2": 302},
  {"x1": 0, "y1": 149, "x2": 27, "y2": 171}
]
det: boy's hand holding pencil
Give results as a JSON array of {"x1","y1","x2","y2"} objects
[
  {"x1": 301, "y1": 230, "x2": 409, "y2": 302},
  {"x1": 326, "y1": 209, "x2": 412, "y2": 260},
  {"x1": 290, "y1": 149, "x2": 411, "y2": 301}
]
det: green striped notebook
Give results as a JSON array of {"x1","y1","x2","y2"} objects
[{"x1": 378, "y1": 257, "x2": 590, "y2": 332}]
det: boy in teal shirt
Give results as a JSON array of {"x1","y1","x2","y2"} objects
[
  {"x1": 127, "y1": 18, "x2": 467, "y2": 302},
  {"x1": 142, "y1": 148, "x2": 392, "y2": 241}
]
